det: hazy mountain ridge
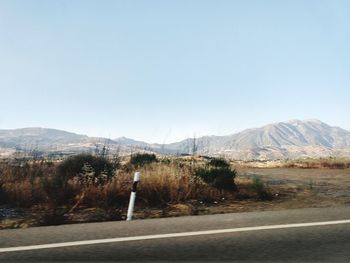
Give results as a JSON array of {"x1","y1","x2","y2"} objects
[
  {"x1": 152, "y1": 119, "x2": 350, "y2": 159},
  {"x1": 180, "y1": 119, "x2": 350, "y2": 159},
  {"x1": 1, "y1": 120, "x2": 350, "y2": 159}
]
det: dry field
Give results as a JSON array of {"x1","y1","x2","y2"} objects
[
  {"x1": 62, "y1": 167, "x2": 350, "y2": 220},
  {"x1": 1, "y1": 156, "x2": 349, "y2": 229},
  {"x1": 204, "y1": 167, "x2": 350, "y2": 215}
]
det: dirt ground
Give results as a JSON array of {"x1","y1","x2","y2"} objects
[{"x1": 202, "y1": 168, "x2": 350, "y2": 215}]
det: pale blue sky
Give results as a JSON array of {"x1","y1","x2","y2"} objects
[{"x1": 0, "y1": 0, "x2": 349, "y2": 143}]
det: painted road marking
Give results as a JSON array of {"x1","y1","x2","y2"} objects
[{"x1": 1, "y1": 219, "x2": 350, "y2": 253}]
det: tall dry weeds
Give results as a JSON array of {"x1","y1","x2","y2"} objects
[{"x1": 1, "y1": 157, "x2": 234, "y2": 210}]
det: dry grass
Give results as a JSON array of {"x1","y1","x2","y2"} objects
[
  {"x1": 0, "y1": 156, "x2": 278, "y2": 228},
  {"x1": 79, "y1": 161, "x2": 230, "y2": 209},
  {"x1": 232, "y1": 158, "x2": 350, "y2": 169},
  {"x1": 0, "y1": 157, "x2": 235, "y2": 211},
  {"x1": 282, "y1": 158, "x2": 350, "y2": 169},
  {"x1": 3, "y1": 156, "x2": 349, "y2": 229}
]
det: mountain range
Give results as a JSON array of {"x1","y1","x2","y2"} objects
[{"x1": 1, "y1": 119, "x2": 350, "y2": 160}]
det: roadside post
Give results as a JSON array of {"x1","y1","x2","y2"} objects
[{"x1": 126, "y1": 172, "x2": 140, "y2": 221}]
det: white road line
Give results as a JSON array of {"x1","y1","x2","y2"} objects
[{"x1": 1, "y1": 219, "x2": 350, "y2": 253}]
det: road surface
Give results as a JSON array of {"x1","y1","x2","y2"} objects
[{"x1": 1, "y1": 206, "x2": 350, "y2": 262}]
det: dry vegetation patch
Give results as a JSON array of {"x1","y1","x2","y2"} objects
[{"x1": 1, "y1": 155, "x2": 349, "y2": 229}]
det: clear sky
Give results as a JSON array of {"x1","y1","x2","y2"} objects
[{"x1": 0, "y1": 0, "x2": 349, "y2": 143}]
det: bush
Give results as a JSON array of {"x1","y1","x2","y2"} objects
[
  {"x1": 194, "y1": 165, "x2": 237, "y2": 192},
  {"x1": 251, "y1": 177, "x2": 272, "y2": 200},
  {"x1": 56, "y1": 154, "x2": 115, "y2": 187},
  {"x1": 39, "y1": 154, "x2": 116, "y2": 207},
  {"x1": 208, "y1": 158, "x2": 230, "y2": 168},
  {"x1": 130, "y1": 153, "x2": 157, "y2": 167}
]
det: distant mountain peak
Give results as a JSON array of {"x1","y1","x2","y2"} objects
[{"x1": 159, "y1": 119, "x2": 350, "y2": 159}]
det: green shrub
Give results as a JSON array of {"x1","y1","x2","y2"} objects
[
  {"x1": 130, "y1": 153, "x2": 157, "y2": 167},
  {"x1": 194, "y1": 165, "x2": 237, "y2": 192},
  {"x1": 251, "y1": 177, "x2": 273, "y2": 200},
  {"x1": 40, "y1": 154, "x2": 115, "y2": 207},
  {"x1": 56, "y1": 154, "x2": 115, "y2": 187},
  {"x1": 208, "y1": 158, "x2": 230, "y2": 168}
]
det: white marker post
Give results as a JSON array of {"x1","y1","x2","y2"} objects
[{"x1": 126, "y1": 172, "x2": 140, "y2": 221}]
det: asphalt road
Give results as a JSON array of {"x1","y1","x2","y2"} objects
[{"x1": 1, "y1": 206, "x2": 350, "y2": 262}]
